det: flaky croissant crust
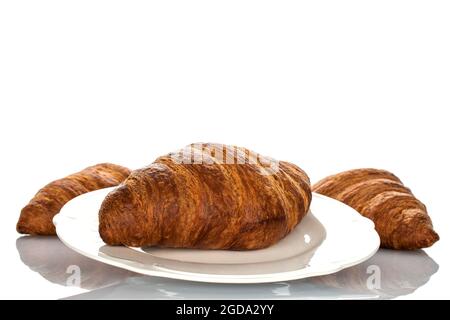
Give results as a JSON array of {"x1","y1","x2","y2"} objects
[
  {"x1": 313, "y1": 168, "x2": 439, "y2": 250},
  {"x1": 17, "y1": 163, "x2": 131, "y2": 235},
  {"x1": 99, "y1": 143, "x2": 312, "y2": 250}
]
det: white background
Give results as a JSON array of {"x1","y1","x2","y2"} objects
[{"x1": 0, "y1": 1, "x2": 449, "y2": 299}]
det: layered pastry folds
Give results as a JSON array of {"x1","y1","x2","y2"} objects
[
  {"x1": 313, "y1": 168, "x2": 439, "y2": 250},
  {"x1": 99, "y1": 143, "x2": 312, "y2": 250},
  {"x1": 17, "y1": 163, "x2": 131, "y2": 235}
]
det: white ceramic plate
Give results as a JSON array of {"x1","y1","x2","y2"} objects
[{"x1": 54, "y1": 187, "x2": 379, "y2": 284}]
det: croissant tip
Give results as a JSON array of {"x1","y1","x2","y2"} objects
[
  {"x1": 423, "y1": 228, "x2": 440, "y2": 247},
  {"x1": 413, "y1": 223, "x2": 439, "y2": 249},
  {"x1": 17, "y1": 205, "x2": 34, "y2": 235},
  {"x1": 391, "y1": 226, "x2": 440, "y2": 250},
  {"x1": 16, "y1": 222, "x2": 27, "y2": 234}
]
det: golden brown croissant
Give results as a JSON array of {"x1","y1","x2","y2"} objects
[
  {"x1": 99, "y1": 143, "x2": 312, "y2": 249},
  {"x1": 17, "y1": 163, "x2": 131, "y2": 235},
  {"x1": 312, "y1": 168, "x2": 439, "y2": 250}
]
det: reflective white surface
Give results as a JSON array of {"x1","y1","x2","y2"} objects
[
  {"x1": 16, "y1": 236, "x2": 438, "y2": 299},
  {"x1": 54, "y1": 189, "x2": 379, "y2": 283},
  {"x1": 1, "y1": 0, "x2": 450, "y2": 300}
]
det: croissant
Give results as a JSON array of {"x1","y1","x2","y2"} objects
[
  {"x1": 312, "y1": 168, "x2": 439, "y2": 250},
  {"x1": 17, "y1": 163, "x2": 131, "y2": 235},
  {"x1": 99, "y1": 143, "x2": 312, "y2": 250}
]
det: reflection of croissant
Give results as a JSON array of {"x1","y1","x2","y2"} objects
[
  {"x1": 313, "y1": 168, "x2": 439, "y2": 250},
  {"x1": 99, "y1": 143, "x2": 312, "y2": 249},
  {"x1": 17, "y1": 163, "x2": 130, "y2": 235},
  {"x1": 311, "y1": 249, "x2": 438, "y2": 299},
  {"x1": 16, "y1": 236, "x2": 136, "y2": 290}
]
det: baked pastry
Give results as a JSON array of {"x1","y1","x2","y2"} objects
[
  {"x1": 312, "y1": 168, "x2": 439, "y2": 250},
  {"x1": 99, "y1": 143, "x2": 312, "y2": 249},
  {"x1": 17, "y1": 163, "x2": 131, "y2": 235}
]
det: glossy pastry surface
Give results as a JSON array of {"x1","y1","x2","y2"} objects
[
  {"x1": 99, "y1": 143, "x2": 312, "y2": 250},
  {"x1": 313, "y1": 168, "x2": 439, "y2": 250},
  {"x1": 17, "y1": 163, "x2": 131, "y2": 235}
]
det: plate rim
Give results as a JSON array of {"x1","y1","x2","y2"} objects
[{"x1": 54, "y1": 190, "x2": 380, "y2": 284}]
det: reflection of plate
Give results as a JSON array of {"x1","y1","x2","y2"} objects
[
  {"x1": 54, "y1": 187, "x2": 379, "y2": 284},
  {"x1": 15, "y1": 236, "x2": 437, "y2": 299},
  {"x1": 65, "y1": 249, "x2": 438, "y2": 300}
]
